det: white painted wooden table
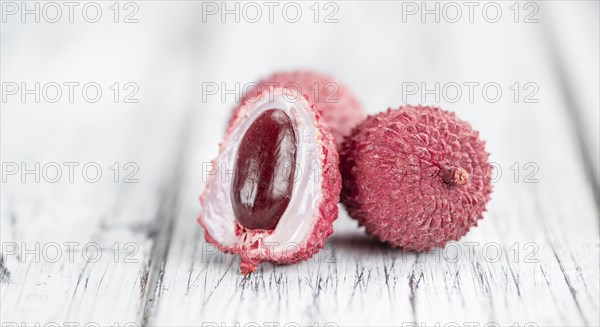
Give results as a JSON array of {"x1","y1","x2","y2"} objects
[{"x1": 1, "y1": 1, "x2": 598, "y2": 326}]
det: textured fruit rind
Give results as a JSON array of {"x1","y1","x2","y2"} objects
[
  {"x1": 199, "y1": 88, "x2": 341, "y2": 274},
  {"x1": 340, "y1": 106, "x2": 493, "y2": 251},
  {"x1": 227, "y1": 70, "x2": 365, "y2": 149}
]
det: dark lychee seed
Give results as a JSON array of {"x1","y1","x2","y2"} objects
[{"x1": 231, "y1": 109, "x2": 297, "y2": 230}]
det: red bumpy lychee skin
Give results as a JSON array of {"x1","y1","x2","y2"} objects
[
  {"x1": 228, "y1": 71, "x2": 365, "y2": 149},
  {"x1": 200, "y1": 88, "x2": 341, "y2": 274},
  {"x1": 340, "y1": 106, "x2": 493, "y2": 251}
]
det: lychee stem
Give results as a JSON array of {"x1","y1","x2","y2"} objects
[{"x1": 443, "y1": 167, "x2": 469, "y2": 186}]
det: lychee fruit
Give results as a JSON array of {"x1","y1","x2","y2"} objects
[
  {"x1": 200, "y1": 87, "x2": 341, "y2": 274},
  {"x1": 228, "y1": 70, "x2": 365, "y2": 149},
  {"x1": 340, "y1": 106, "x2": 493, "y2": 251}
]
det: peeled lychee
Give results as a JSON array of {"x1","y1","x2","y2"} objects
[
  {"x1": 340, "y1": 106, "x2": 492, "y2": 251},
  {"x1": 228, "y1": 70, "x2": 365, "y2": 149},
  {"x1": 200, "y1": 87, "x2": 341, "y2": 274}
]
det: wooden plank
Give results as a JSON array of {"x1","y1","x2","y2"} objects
[
  {"x1": 542, "y1": 1, "x2": 600, "y2": 200},
  {"x1": 1, "y1": 1, "x2": 597, "y2": 326},
  {"x1": 149, "y1": 2, "x2": 599, "y2": 326},
  {"x1": 0, "y1": 3, "x2": 195, "y2": 325},
  {"x1": 149, "y1": 2, "x2": 599, "y2": 325}
]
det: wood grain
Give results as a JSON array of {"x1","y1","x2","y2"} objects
[{"x1": 1, "y1": 2, "x2": 598, "y2": 326}]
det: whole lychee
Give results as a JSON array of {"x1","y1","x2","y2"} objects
[
  {"x1": 340, "y1": 106, "x2": 492, "y2": 251},
  {"x1": 228, "y1": 70, "x2": 365, "y2": 149},
  {"x1": 200, "y1": 87, "x2": 341, "y2": 274}
]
